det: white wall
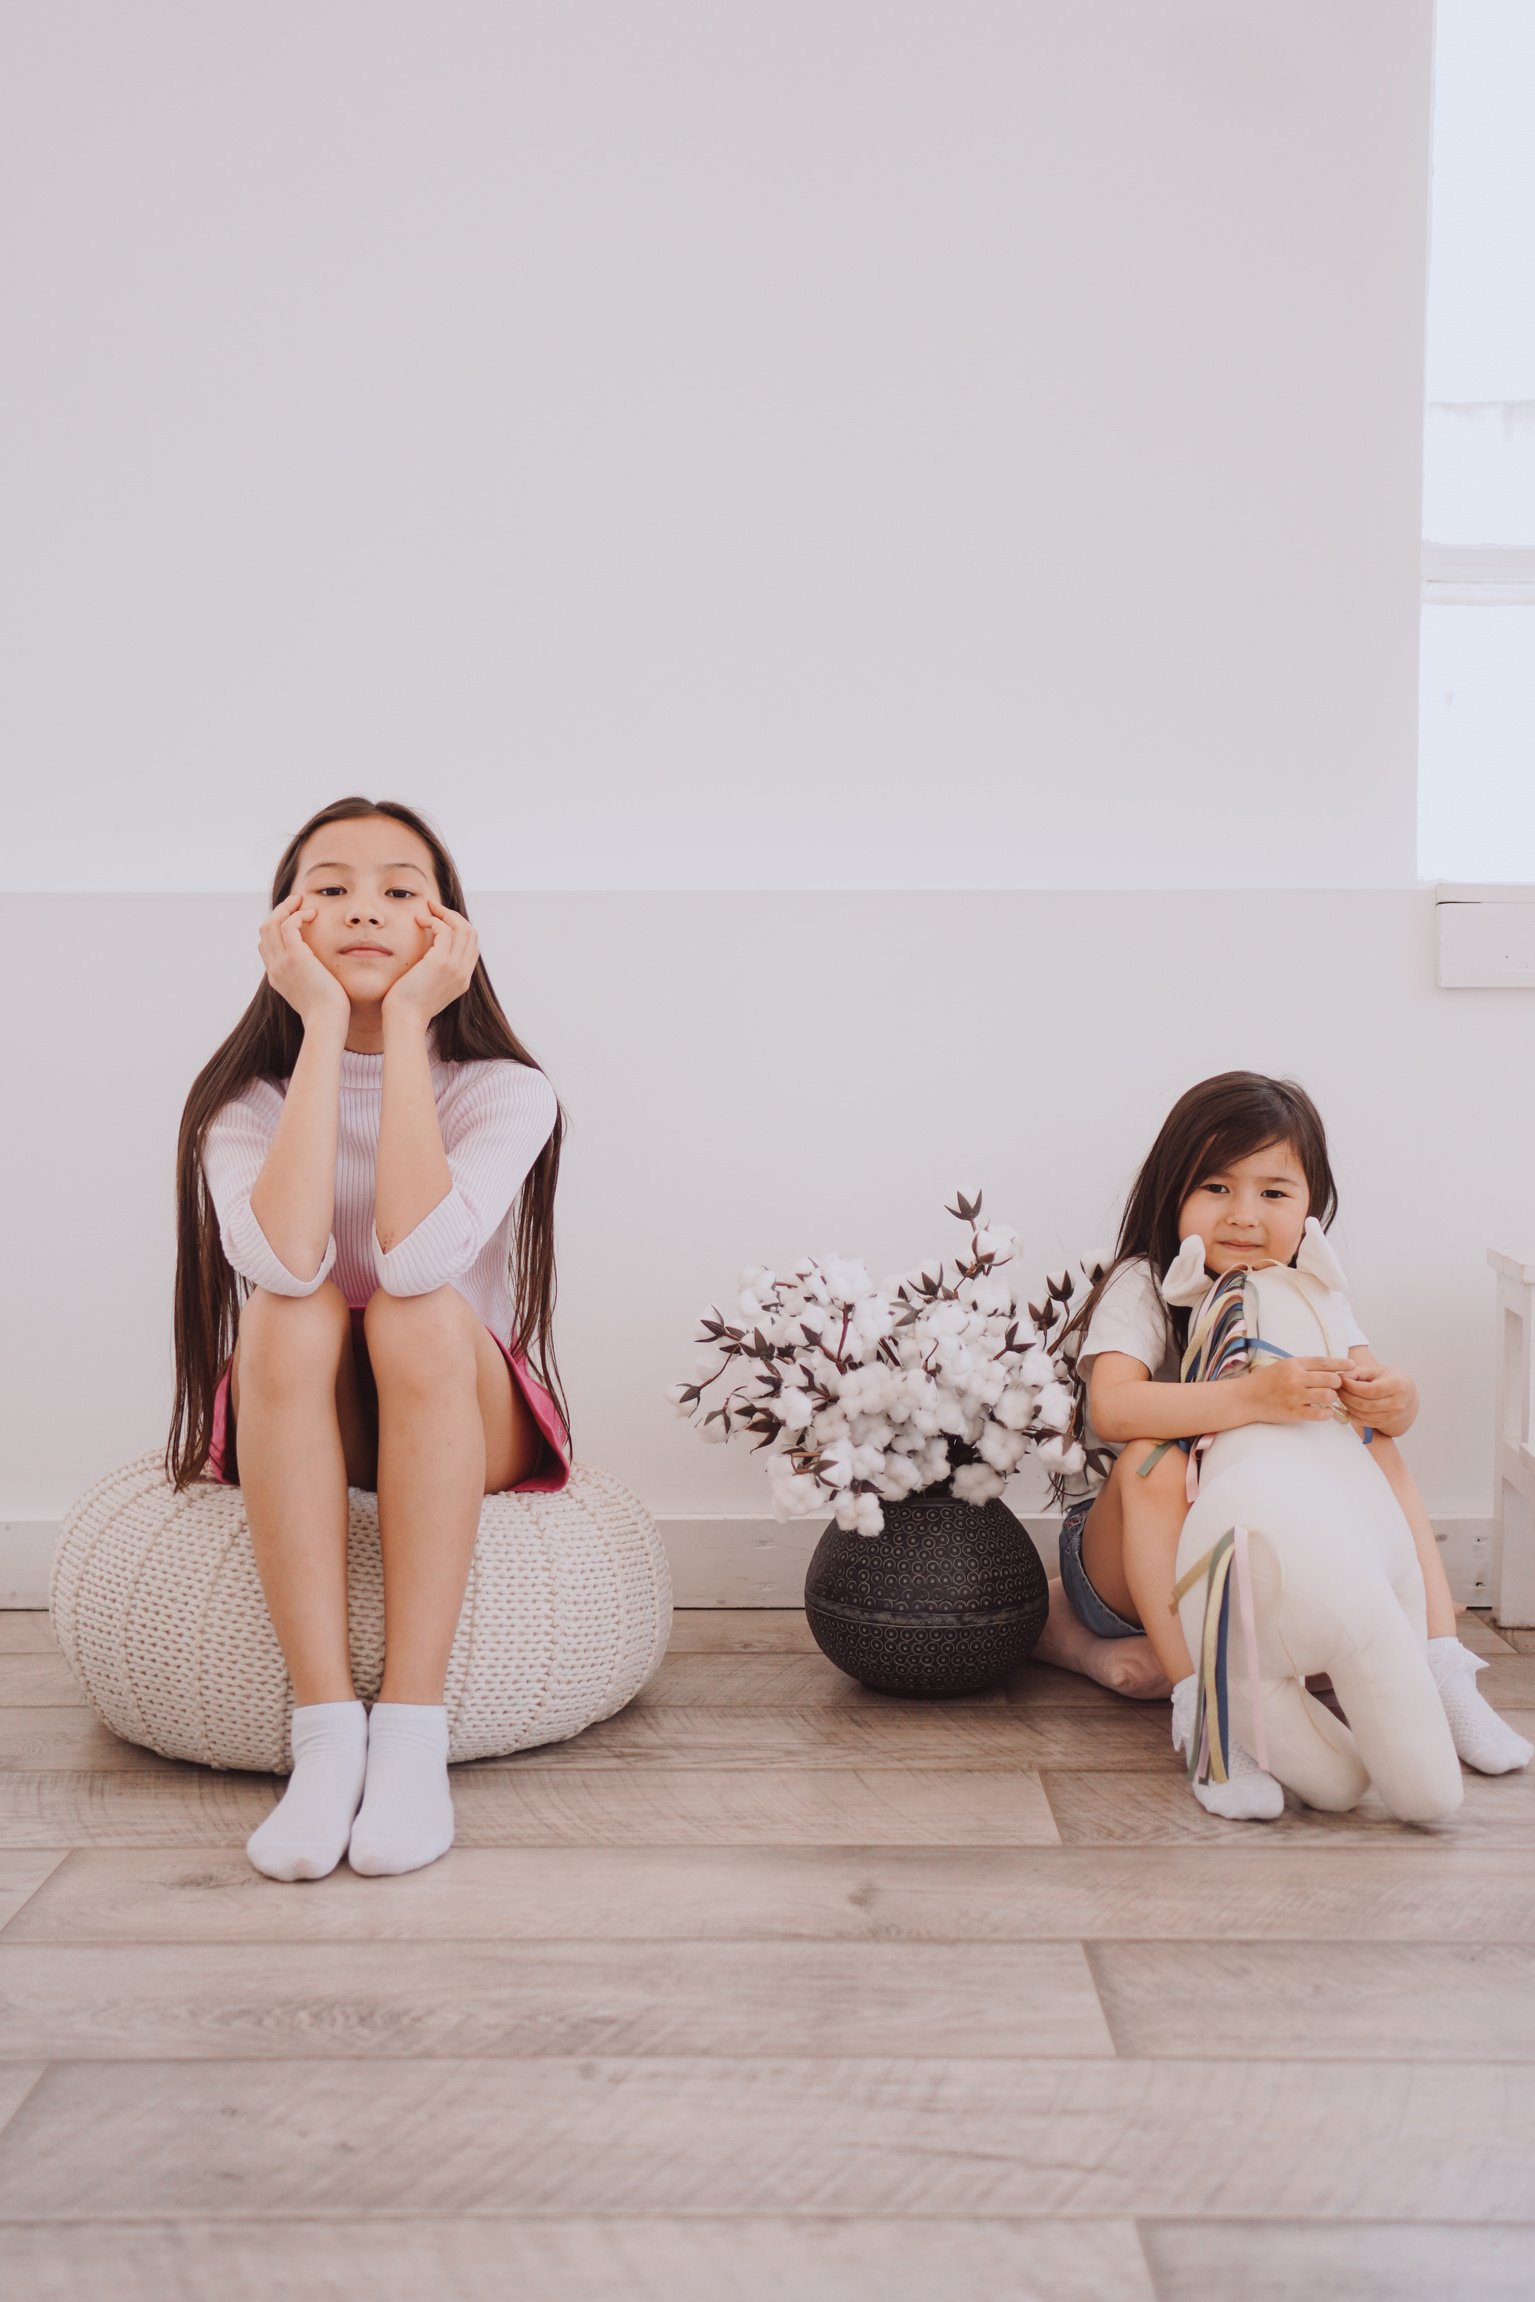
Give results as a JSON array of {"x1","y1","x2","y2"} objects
[
  {"x1": 2, "y1": 889, "x2": 1526, "y2": 1534},
  {"x1": 6, "y1": 4, "x2": 1501, "y2": 1580},
  {"x1": 1, "y1": 1, "x2": 1429, "y2": 892}
]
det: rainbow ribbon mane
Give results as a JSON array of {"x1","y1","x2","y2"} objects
[{"x1": 1170, "y1": 1270, "x2": 1267, "y2": 1786}]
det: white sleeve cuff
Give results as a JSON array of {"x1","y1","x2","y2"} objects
[
  {"x1": 221, "y1": 1195, "x2": 338, "y2": 1297},
  {"x1": 372, "y1": 1185, "x2": 479, "y2": 1296}
]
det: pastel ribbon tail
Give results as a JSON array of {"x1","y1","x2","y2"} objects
[
  {"x1": 1231, "y1": 1523, "x2": 1268, "y2": 1774},
  {"x1": 1183, "y1": 1531, "x2": 1237, "y2": 1786}
]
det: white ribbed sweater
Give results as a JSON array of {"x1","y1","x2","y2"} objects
[{"x1": 202, "y1": 1036, "x2": 558, "y2": 1351}]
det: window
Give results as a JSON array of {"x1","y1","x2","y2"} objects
[{"x1": 1419, "y1": 0, "x2": 1535, "y2": 881}]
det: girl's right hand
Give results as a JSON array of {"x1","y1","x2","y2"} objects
[
  {"x1": 1247, "y1": 1356, "x2": 1352, "y2": 1423},
  {"x1": 258, "y1": 893, "x2": 350, "y2": 1030}
]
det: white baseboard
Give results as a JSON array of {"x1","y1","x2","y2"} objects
[
  {"x1": 0, "y1": 1510, "x2": 1492, "y2": 1612},
  {"x1": 1432, "y1": 1517, "x2": 1492, "y2": 1607},
  {"x1": 0, "y1": 1524, "x2": 63, "y2": 1610}
]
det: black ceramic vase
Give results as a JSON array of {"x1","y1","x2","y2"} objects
[{"x1": 803, "y1": 1488, "x2": 1050, "y2": 1696}]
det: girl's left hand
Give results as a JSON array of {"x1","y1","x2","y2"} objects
[
  {"x1": 381, "y1": 896, "x2": 480, "y2": 1026},
  {"x1": 1338, "y1": 1362, "x2": 1415, "y2": 1434}
]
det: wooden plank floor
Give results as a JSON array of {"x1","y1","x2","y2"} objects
[{"x1": 3, "y1": 1608, "x2": 1534, "y2": 2301}]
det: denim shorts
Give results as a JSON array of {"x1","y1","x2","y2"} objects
[{"x1": 1057, "y1": 1495, "x2": 1143, "y2": 1640}]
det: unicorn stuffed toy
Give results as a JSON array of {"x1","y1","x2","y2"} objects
[{"x1": 1159, "y1": 1218, "x2": 1463, "y2": 1824}]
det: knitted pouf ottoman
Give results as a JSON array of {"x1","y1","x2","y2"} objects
[{"x1": 51, "y1": 1450, "x2": 673, "y2": 1772}]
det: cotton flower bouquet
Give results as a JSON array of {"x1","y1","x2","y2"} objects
[{"x1": 667, "y1": 1193, "x2": 1086, "y2": 1536}]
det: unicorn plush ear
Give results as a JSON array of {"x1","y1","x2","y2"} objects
[
  {"x1": 1295, "y1": 1215, "x2": 1349, "y2": 1293},
  {"x1": 1161, "y1": 1235, "x2": 1213, "y2": 1307}
]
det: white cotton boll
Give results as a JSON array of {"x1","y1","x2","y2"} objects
[
  {"x1": 853, "y1": 1417, "x2": 895, "y2": 1454},
  {"x1": 924, "y1": 1301, "x2": 967, "y2": 1338},
  {"x1": 973, "y1": 1364, "x2": 1007, "y2": 1408},
  {"x1": 1035, "y1": 1382, "x2": 1074, "y2": 1433},
  {"x1": 739, "y1": 1265, "x2": 773, "y2": 1292},
  {"x1": 1018, "y1": 1345, "x2": 1055, "y2": 1387},
  {"x1": 953, "y1": 1461, "x2": 1006, "y2": 1504},
  {"x1": 851, "y1": 1443, "x2": 887, "y2": 1481},
  {"x1": 820, "y1": 1439, "x2": 855, "y2": 1489},
  {"x1": 664, "y1": 1383, "x2": 694, "y2": 1417},
  {"x1": 698, "y1": 1415, "x2": 730, "y2": 1445},
  {"x1": 841, "y1": 1367, "x2": 890, "y2": 1417},
  {"x1": 1036, "y1": 1434, "x2": 1070, "y2": 1468},
  {"x1": 774, "y1": 1385, "x2": 815, "y2": 1432},
  {"x1": 1056, "y1": 1441, "x2": 1086, "y2": 1474},
  {"x1": 810, "y1": 1409, "x2": 843, "y2": 1448},
  {"x1": 775, "y1": 1472, "x2": 830, "y2": 1520},
  {"x1": 822, "y1": 1255, "x2": 875, "y2": 1304},
  {"x1": 919, "y1": 1440, "x2": 951, "y2": 1486},
  {"x1": 851, "y1": 1300, "x2": 896, "y2": 1347},
  {"x1": 854, "y1": 1492, "x2": 884, "y2": 1536},
  {"x1": 935, "y1": 1391, "x2": 971, "y2": 1438},
  {"x1": 835, "y1": 1492, "x2": 862, "y2": 1532},
  {"x1": 692, "y1": 1349, "x2": 727, "y2": 1382},
  {"x1": 876, "y1": 1455, "x2": 922, "y2": 1499},
  {"x1": 994, "y1": 1385, "x2": 1036, "y2": 1432},
  {"x1": 737, "y1": 1288, "x2": 765, "y2": 1320},
  {"x1": 979, "y1": 1422, "x2": 1027, "y2": 1473}
]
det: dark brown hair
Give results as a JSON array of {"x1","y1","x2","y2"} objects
[
  {"x1": 1056, "y1": 1070, "x2": 1338, "y2": 1464},
  {"x1": 165, "y1": 796, "x2": 566, "y2": 1491}
]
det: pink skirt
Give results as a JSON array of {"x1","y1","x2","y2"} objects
[{"x1": 206, "y1": 1304, "x2": 571, "y2": 1494}]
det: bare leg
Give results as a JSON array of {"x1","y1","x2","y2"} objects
[
  {"x1": 1367, "y1": 1434, "x2": 1456, "y2": 1637},
  {"x1": 1033, "y1": 1576, "x2": 1173, "y2": 1698},
  {"x1": 232, "y1": 1284, "x2": 378, "y2": 1879},
  {"x1": 1080, "y1": 1441, "x2": 1196, "y2": 1685},
  {"x1": 231, "y1": 1283, "x2": 376, "y2": 1706},
  {"x1": 348, "y1": 1288, "x2": 541, "y2": 1877},
  {"x1": 365, "y1": 1285, "x2": 539, "y2": 1705}
]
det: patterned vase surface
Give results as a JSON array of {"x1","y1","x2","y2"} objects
[{"x1": 804, "y1": 1488, "x2": 1049, "y2": 1695}]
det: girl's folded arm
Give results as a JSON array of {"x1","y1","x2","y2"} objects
[
  {"x1": 372, "y1": 1062, "x2": 557, "y2": 1297},
  {"x1": 203, "y1": 1067, "x2": 341, "y2": 1296},
  {"x1": 1088, "y1": 1353, "x2": 1256, "y2": 1444}
]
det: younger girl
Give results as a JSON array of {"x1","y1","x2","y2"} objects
[
  {"x1": 168, "y1": 797, "x2": 570, "y2": 1881},
  {"x1": 1033, "y1": 1071, "x2": 1531, "y2": 1818}
]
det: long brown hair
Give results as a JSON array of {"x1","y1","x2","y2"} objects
[
  {"x1": 1056, "y1": 1071, "x2": 1338, "y2": 1471},
  {"x1": 166, "y1": 796, "x2": 566, "y2": 1491}
]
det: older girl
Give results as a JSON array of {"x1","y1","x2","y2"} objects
[
  {"x1": 1033, "y1": 1071, "x2": 1530, "y2": 1818},
  {"x1": 168, "y1": 797, "x2": 569, "y2": 1880}
]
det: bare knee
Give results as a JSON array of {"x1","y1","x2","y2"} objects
[
  {"x1": 362, "y1": 1286, "x2": 476, "y2": 1387},
  {"x1": 237, "y1": 1282, "x2": 351, "y2": 1388}
]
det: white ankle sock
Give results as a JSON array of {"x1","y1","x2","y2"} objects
[
  {"x1": 1171, "y1": 1673, "x2": 1285, "y2": 1822},
  {"x1": 348, "y1": 1702, "x2": 455, "y2": 1877},
  {"x1": 246, "y1": 1700, "x2": 368, "y2": 1882},
  {"x1": 1427, "y1": 1637, "x2": 1534, "y2": 1775}
]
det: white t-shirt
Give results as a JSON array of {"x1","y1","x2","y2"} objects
[{"x1": 1068, "y1": 1255, "x2": 1369, "y2": 1502}]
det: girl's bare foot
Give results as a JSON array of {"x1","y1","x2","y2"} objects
[{"x1": 1032, "y1": 1577, "x2": 1174, "y2": 1700}]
